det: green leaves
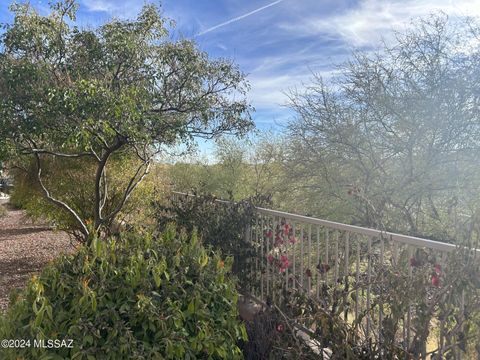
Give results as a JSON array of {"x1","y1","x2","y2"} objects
[
  {"x1": 198, "y1": 249, "x2": 209, "y2": 268},
  {"x1": 1, "y1": 0, "x2": 253, "y2": 241},
  {"x1": 0, "y1": 226, "x2": 245, "y2": 359}
]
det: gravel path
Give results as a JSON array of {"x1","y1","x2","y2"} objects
[{"x1": 0, "y1": 199, "x2": 76, "y2": 312}]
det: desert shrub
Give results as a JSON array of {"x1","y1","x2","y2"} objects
[
  {"x1": 154, "y1": 192, "x2": 271, "y2": 291},
  {"x1": 8, "y1": 155, "x2": 165, "y2": 238},
  {"x1": 0, "y1": 225, "x2": 246, "y2": 359},
  {"x1": 262, "y1": 246, "x2": 480, "y2": 359}
]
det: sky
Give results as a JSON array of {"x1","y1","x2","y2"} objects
[{"x1": 1, "y1": 0, "x2": 480, "y2": 153}]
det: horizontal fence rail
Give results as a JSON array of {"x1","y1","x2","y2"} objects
[{"x1": 171, "y1": 192, "x2": 479, "y2": 359}]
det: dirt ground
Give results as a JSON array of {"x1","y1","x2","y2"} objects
[{"x1": 0, "y1": 199, "x2": 75, "y2": 312}]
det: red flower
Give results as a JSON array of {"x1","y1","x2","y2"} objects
[
  {"x1": 279, "y1": 255, "x2": 289, "y2": 272},
  {"x1": 431, "y1": 274, "x2": 440, "y2": 287},
  {"x1": 265, "y1": 230, "x2": 273, "y2": 238},
  {"x1": 276, "y1": 323, "x2": 285, "y2": 332},
  {"x1": 434, "y1": 264, "x2": 441, "y2": 275}
]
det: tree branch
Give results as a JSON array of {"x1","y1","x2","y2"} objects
[
  {"x1": 93, "y1": 137, "x2": 126, "y2": 229},
  {"x1": 101, "y1": 160, "x2": 151, "y2": 226},
  {"x1": 25, "y1": 148, "x2": 97, "y2": 159},
  {"x1": 34, "y1": 152, "x2": 89, "y2": 239}
]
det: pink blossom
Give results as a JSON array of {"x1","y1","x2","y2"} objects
[
  {"x1": 279, "y1": 255, "x2": 289, "y2": 272},
  {"x1": 274, "y1": 235, "x2": 284, "y2": 246}
]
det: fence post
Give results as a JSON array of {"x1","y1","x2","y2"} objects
[{"x1": 244, "y1": 223, "x2": 251, "y2": 294}]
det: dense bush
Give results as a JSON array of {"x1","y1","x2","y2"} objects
[
  {"x1": 0, "y1": 226, "x2": 246, "y2": 359},
  {"x1": 155, "y1": 192, "x2": 271, "y2": 291},
  {"x1": 9, "y1": 156, "x2": 165, "y2": 238}
]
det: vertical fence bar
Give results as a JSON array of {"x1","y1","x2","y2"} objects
[
  {"x1": 459, "y1": 289, "x2": 465, "y2": 360},
  {"x1": 366, "y1": 236, "x2": 372, "y2": 339},
  {"x1": 406, "y1": 245, "x2": 413, "y2": 353},
  {"x1": 344, "y1": 232, "x2": 350, "y2": 321},
  {"x1": 260, "y1": 215, "x2": 264, "y2": 301},
  {"x1": 335, "y1": 232, "x2": 339, "y2": 284},
  {"x1": 379, "y1": 236, "x2": 384, "y2": 348},
  {"x1": 316, "y1": 226, "x2": 321, "y2": 300},
  {"x1": 300, "y1": 225, "x2": 304, "y2": 293},
  {"x1": 253, "y1": 217, "x2": 257, "y2": 297},
  {"x1": 307, "y1": 225, "x2": 312, "y2": 294},
  {"x1": 266, "y1": 216, "x2": 270, "y2": 299},
  {"x1": 244, "y1": 223, "x2": 251, "y2": 295},
  {"x1": 272, "y1": 216, "x2": 278, "y2": 304},
  {"x1": 325, "y1": 228, "x2": 330, "y2": 287},
  {"x1": 285, "y1": 218, "x2": 289, "y2": 291},
  {"x1": 439, "y1": 251, "x2": 447, "y2": 358},
  {"x1": 251, "y1": 224, "x2": 255, "y2": 296},
  {"x1": 355, "y1": 234, "x2": 360, "y2": 325},
  {"x1": 292, "y1": 223, "x2": 296, "y2": 290}
]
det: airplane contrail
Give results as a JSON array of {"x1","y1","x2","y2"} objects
[{"x1": 196, "y1": 0, "x2": 285, "y2": 36}]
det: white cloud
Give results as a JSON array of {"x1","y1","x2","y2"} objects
[
  {"x1": 280, "y1": 0, "x2": 480, "y2": 47},
  {"x1": 247, "y1": 69, "x2": 340, "y2": 109},
  {"x1": 80, "y1": 0, "x2": 144, "y2": 18},
  {"x1": 246, "y1": 0, "x2": 480, "y2": 115}
]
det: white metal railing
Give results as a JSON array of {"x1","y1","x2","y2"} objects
[{"x1": 171, "y1": 192, "x2": 479, "y2": 358}]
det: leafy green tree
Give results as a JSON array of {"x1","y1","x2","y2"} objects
[{"x1": 0, "y1": 0, "x2": 253, "y2": 240}]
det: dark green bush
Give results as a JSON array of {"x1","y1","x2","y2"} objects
[
  {"x1": 0, "y1": 226, "x2": 246, "y2": 359},
  {"x1": 154, "y1": 192, "x2": 271, "y2": 291}
]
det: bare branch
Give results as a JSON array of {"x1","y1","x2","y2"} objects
[
  {"x1": 33, "y1": 152, "x2": 89, "y2": 238},
  {"x1": 102, "y1": 160, "x2": 151, "y2": 226}
]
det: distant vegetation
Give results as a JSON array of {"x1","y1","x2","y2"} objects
[{"x1": 168, "y1": 16, "x2": 480, "y2": 246}]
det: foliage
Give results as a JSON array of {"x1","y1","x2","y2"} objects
[
  {"x1": 0, "y1": 226, "x2": 246, "y2": 359},
  {"x1": 0, "y1": 0, "x2": 253, "y2": 240},
  {"x1": 210, "y1": 213, "x2": 480, "y2": 358},
  {"x1": 258, "y1": 216, "x2": 480, "y2": 358},
  {"x1": 241, "y1": 304, "x2": 325, "y2": 360},
  {"x1": 167, "y1": 135, "x2": 285, "y2": 201},
  {"x1": 154, "y1": 192, "x2": 271, "y2": 291},
  {"x1": 284, "y1": 15, "x2": 480, "y2": 241},
  {"x1": 9, "y1": 155, "x2": 165, "y2": 235}
]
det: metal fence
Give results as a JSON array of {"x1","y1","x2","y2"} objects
[{"x1": 172, "y1": 192, "x2": 479, "y2": 358}]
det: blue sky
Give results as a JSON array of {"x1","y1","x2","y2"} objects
[{"x1": 1, "y1": 0, "x2": 480, "y2": 151}]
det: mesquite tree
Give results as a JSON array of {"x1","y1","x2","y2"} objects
[
  {"x1": 0, "y1": 1, "x2": 253, "y2": 240},
  {"x1": 286, "y1": 15, "x2": 480, "y2": 242}
]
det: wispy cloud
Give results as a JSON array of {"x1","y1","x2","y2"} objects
[
  {"x1": 196, "y1": 0, "x2": 285, "y2": 36},
  {"x1": 80, "y1": 0, "x2": 144, "y2": 18},
  {"x1": 278, "y1": 0, "x2": 480, "y2": 48}
]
